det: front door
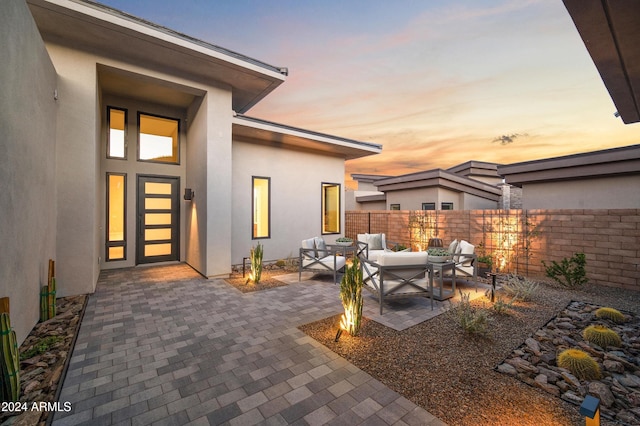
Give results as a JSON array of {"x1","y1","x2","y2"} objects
[{"x1": 137, "y1": 175, "x2": 179, "y2": 264}]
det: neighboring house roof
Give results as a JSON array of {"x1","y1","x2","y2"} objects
[
  {"x1": 373, "y1": 168, "x2": 502, "y2": 200},
  {"x1": 351, "y1": 174, "x2": 394, "y2": 184},
  {"x1": 28, "y1": 0, "x2": 287, "y2": 113},
  {"x1": 563, "y1": 0, "x2": 640, "y2": 124},
  {"x1": 498, "y1": 144, "x2": 640, "y2": 187},
  {"x1": 446, "y1": 161, "x2": 501, "y2": 178},
  {"x1": 232, "y1": 114, "x2": 382, "y2": 160}
]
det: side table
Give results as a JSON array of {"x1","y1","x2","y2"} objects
[{"x1": 429, "y1": 261, "x2": 456, "y2": 301}]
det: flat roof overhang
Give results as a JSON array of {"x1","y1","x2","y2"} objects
[
  {"x1": 27, "y1": 0, "x2": 287, "y2": 113},
  {"x1": 232, "y1": 115, "x2": 382, "y2": 161},
  {"x1": 563, "y1": 0, "x2": 640, "y2": 124},
  {"x1": 355, "y1": 194, "x2": 386, "y2": 203},
  {"x1": 498, "y1": 144, "x2": 640, "y2": 186},
  {"x1": 375, "y1": 169, "x2": 502, "y2": 201}
]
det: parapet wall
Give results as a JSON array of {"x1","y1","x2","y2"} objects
[{"x1": 346, "y1": 209, "x2": 640, "y2": 291}]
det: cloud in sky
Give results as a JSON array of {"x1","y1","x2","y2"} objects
[{"x1": 99, "y1": 0, "x2": 639, "y2": 181}]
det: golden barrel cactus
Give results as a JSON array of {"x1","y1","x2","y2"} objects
[
  {"x1": 583, "y1": 325, "x2": 622, "y2": 348},
  {"x1": 594, "y1": 307, "x2": 625, "y2": 323},
  {"x1": 557, "y1": 349, "x2": 601, "y2": 381}
]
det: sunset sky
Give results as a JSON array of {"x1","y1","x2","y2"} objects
[{"x1": 98, "y1": 0, "x2": 638, "y2": 185}]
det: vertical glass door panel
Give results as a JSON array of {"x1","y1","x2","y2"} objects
[{"x1": 137, "y1": 176, "x2": 179, "y2": 264}]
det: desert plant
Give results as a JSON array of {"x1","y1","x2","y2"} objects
[
  {"x1": 1, "y1": 312, "x2": 20, "y2": 402},
  {"x1": 339, "y1": 257, "x2": 364, "y2": 336},
  {"x1": 557, "y1": 348, "x2": 601, "y2": 380},
  {"x1": 247, "y1": 243, "x2": 264, "y2": 284},
  {"x1": 501, "y1": 274, "x2": 539, "y2": 302},
  {"x1": 19, "y1": 335, "x2": 63, "y2": 361},
  {"x1": 491, "y1": 295, "x2": 514, "y2": 315},
  {"x1": 595, "y1": 307, "x2": 626, "y2": 323},
  {"x1": 583, "y1": 325, "x2": 622, "y2": 349},
  {"x1": 391, "y1": 243, "x2": 408, "y2": 252},
  {"x1": 336, "y1": 237, "x2": 353, "y2": 243},
  {"x1": 447, "y1": 291, "x2": 490, "y2": 335},
  {"x1": 542, "y1": 252, "x2": 588, "y2": 288},
  {"x1": 427, "y1": 248, "x2": 450, "y2": 256}
]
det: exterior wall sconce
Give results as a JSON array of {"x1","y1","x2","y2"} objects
[
  {"x1": 580, "y1": 395, "x2": 600, "y2": 426},
  {"x1": 184, "y1": 188, "x2": 194, "y2": 201}
]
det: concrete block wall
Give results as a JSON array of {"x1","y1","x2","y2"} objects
[{"x1": 346, "y1": 209, "x2": 640, "y2": 291}]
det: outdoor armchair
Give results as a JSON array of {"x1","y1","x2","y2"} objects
[
  {"x1": 359, "y1": 251, "x2": 433, "y2": 315},
  {"x1": 441, "y1": 239, "x2": 478, "y2": 291},
  {"x1": 298, "y1": 237, "x2": 347, "y2": 284}
]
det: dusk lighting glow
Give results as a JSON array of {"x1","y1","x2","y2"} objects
[{"x1": 97, "y1": 0, "x2": 639, "y2": 187}]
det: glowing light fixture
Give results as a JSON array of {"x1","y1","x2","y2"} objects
[
  {"x1": 184, "y1": 188, "x2": 194, "y2": 201},
  {"x1": 580, "y1": 395, "x2": 600, "y2": 426}
]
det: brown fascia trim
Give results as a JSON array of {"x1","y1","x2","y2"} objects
[
  {"x1": 498, "y1": 144, "x2": 640, "y2": 186},
  {"x1": 375, "y1": 169, "x2": 502, "y2": 200},
  {"x1": 446, "y1": 160, "x2": 501, "y2": 177},
  {"x1": 355, "y1": 194, "x2": 387, "y2": 203},
  {"x1": 351, "y1": 173, "x2": 394, "y2": 183},
  {"x1": 562, "y1": 0, "x2": 640, "y2": 123}
]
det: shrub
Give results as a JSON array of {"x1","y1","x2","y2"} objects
[
  {"x1": 542, "y1": 252, "x2": 588, "y2": 289},
  {"x1": 447, "y1": 291, "x2": 491, "y2": 335},
  {"x1": 491, "y1": 296, "x2": 514, "y2": 315},
  {"x1": 557, "y1": 348, "x2": 601, "y2": 380},
  {"x1": 594, "y1": 307, "x2": 626, "y2": 323},
  {"x1": 501, "y1": 274, "x2": 539, "y2": 301},
  {"x1": 583, "y1": 325, "x2": 622, "y2": 348}
]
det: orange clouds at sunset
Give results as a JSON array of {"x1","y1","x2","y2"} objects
[{"x1": 99, "y1": 0, "x2": 638, "y2": 184}]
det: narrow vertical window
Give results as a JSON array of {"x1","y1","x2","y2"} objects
[
  {"x1": 107, "y1": 107, "x2": 127, "y2": 159},
  {"x1": 441, "y1": 202, "x2": 454, "y2": 210},
  {"x1": 252, "y1": 177, "x2": 270, "y2": 239},
  {"x1": 321, "y1": 183, "x2": 341, "y2": 234},
  {"x1": 106, "y1": 173, "x2": 126, "y2": 261},
  {"x1": 138, "y1": 112, "x2": 179, "y2": 164}
]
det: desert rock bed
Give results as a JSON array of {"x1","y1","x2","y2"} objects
[{"x1": 498, "y1": 301, "x2": 640, "y2": 425}]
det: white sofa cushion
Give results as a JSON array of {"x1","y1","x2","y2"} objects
[
  {"x1": 457, "y1": 240, "x2": 475, "y2": 266},
  {"x1": 376, "y1": 251, "x2": 428, "y2": 266},
  {"x1": 302, "y1": 255, "x2": 346, "y2": 271},
  {"x1": 357, "y1": 233, "x2": 388, "y2": 262},
  {"x1": 447, "y1": 239, "x2": 459, "y2": 256}
]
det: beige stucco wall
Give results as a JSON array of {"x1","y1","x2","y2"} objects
[
  {"x1": 43, "y1": 43, "x2": 100, "y2": 298},
  {"x1": 386, "y1": 187, "x2": 466, "y2": 210},
  {"x1": 231, "y1": 140, "x2": 346, "y2": 264},
  {"x1": 0, "y1": 0, "x2": 57, "y2": 343},
  {"x1": 460, "y1": 192, "x2": 499, "y2": 210},
  {"x1": 522, "y1": 176, "x2": 640, "y2": 209}
]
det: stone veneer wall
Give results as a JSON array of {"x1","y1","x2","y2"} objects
[{"x1": 346, "y1": 209, "x2": 640, "y2": 291}]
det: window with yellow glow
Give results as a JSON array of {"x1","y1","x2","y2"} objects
[
  {"x1": 252, "y1": 177, "x2": 270, "y2": 239},
  {"x1": 322, "y1": 183, "x2": 341, "y2": 234},
  {"x1": 107, "y1": 107, "x2": 126, "y2": 159},
  {"x1": 138, "y1": 113, "x2": 179, "y2": 164},
  {"x1": 106, "y1": 173, "x2": 126, "y2": 261}
]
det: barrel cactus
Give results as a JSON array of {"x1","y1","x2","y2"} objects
[
  {"x1": 583, "y1": 325, "x2": 622, "y2": 348},
  {"x1": 594, "y1": 307, "x2": 626, "y2": 323},
  {"x1": 557, "y1": 349, "x2": 601, "y2": 380}
]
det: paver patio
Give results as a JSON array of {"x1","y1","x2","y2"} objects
[{"x1": 53, "y1": 263, "x2": 485, "y2": 425}]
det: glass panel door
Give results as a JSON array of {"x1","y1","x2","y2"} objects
[{"x1": 136, "y1": 175, "x2": 179, "y2": 264}]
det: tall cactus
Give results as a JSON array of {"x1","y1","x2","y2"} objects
[
  {"x1": 339, "y1": 257, "x2": 364, "y2": 336},
  {"x1": 0, "y1": 312, "x2": 20, "y2": 402},
  {"x1": 248, "y1": 243, "x2": 264, "y2": 285}
]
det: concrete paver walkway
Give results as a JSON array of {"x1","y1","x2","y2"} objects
[{"x1": 52, "y1": 263, "x2": 472, "y2": 425}]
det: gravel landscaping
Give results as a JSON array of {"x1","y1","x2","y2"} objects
[{"x1": 299, "y1": 280, "x2": 640, "y2": 426}]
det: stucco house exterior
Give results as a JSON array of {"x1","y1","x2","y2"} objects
[
  {"x1": 348, "y1": 161, "x2": 503, "y2": 211},
  {"x1": 1, "y1": 0, "x2": 380, "y2": 343},
  {"x1": 498, "y1": 144, "x2": 640, "y2": 210}
]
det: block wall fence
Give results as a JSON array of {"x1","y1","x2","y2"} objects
[{"x1": 345, "y1": 209, "x2": 640, "y2": 291}]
